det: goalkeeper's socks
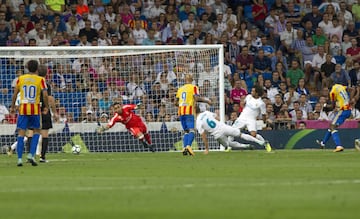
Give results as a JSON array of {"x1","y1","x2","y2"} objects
[{"x1": 144, "y1": 133, "x2": 152, "y2": 145}]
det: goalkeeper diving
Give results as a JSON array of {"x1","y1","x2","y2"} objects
[
  {"x1": 195, "y1": 106, "x2": 267, "y2": 154},
  {"x1": 96, "y1": 102, "x2": 154, "y2": 152}
]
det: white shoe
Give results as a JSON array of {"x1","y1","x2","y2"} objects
[
  {"x1": 355, "y1": 139, "x2": 360, "y2": 151},
  {"x1": 316, "y1": 140, "x2": 325, "y2": 149}
]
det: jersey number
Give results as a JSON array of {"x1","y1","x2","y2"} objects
[
  {"x1": 181, "y1": 92, "x2": 186, "y2": 101},
  {"x1": 22, "y1": 85, "x2": 36, "y2": 99},
  {"x1": 206, "y1": 119, "x2": 216, "y2": 128}
]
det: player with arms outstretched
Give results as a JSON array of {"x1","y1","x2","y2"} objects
[
  {"x1": 176, "y1": 74, "x2": 212, "y2": 156},
  {"x1": 316, "y1": 84, "x2": 351, "y2": 152},
  {"x1": 196, "y1": 107, "x2": 265, "y2": 154},
  {"x1": 96, "y1": 102, "x2": 154, "y2": 152},
  {"x1": 231, "y1": 85, "x2": 272, "y2": 152},
  {"x1": 10, "y1": 60, "x2": 49, "y2": 166}
]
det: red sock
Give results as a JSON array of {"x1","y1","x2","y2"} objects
[{"x1": 144, "y1": 133, "x2": 151, "y2": 145}]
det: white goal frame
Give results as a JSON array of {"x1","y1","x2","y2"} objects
[{"x1": 0, "y1": 45, "x2": 224, "y2": 153}]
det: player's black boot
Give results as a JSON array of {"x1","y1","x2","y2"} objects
[{"x1": 142, "y1": 141, "x2": 155, "y2": 152}]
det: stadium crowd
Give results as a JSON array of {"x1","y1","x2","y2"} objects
[{"x1": 1, "y1": 0, "x2": 360, "y2": 130}]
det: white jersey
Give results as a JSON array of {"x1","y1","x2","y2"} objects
[
  {"x1": 239, "y1": 95, "x2": 266, "y2": 120},
  {"x1": 196, "y1": 111, "x2": 239, "y2": 139},
  {"x1": 233, "y1": 94, "x2": 266, "y2": 132}
]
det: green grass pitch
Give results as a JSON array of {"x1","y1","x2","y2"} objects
[{"x1": 1, "y1": 150, "x2": 360, "y2": 219}]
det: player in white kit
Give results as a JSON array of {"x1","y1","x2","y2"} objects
[
  {"x1": 196, "y1": 108, "x2": 266, "y2": 154},
  {"x1": 232, "y1": 85, "x2": 272, "y2": 152}
]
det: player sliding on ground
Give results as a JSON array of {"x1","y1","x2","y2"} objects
[
  {"x1": 96, "y1": 102, "x2": 154, "y2": 152},
  {"x1": 195, "y1": 107, "x2": 266, "y2": 154},
  {"x1": 231, "y1": 85, "x2": 272, "y2": 152}
]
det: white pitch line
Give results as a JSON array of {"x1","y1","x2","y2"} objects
[{"x1": 1, "y1": 179, "x2": 360, "y2": 193}]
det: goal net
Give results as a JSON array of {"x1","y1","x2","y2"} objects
[{"x1": 0, "y1": 45, "x2": 224, "y2": 153}]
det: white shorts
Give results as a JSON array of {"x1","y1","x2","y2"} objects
[
  {"x1": 232, "y1": 117, "x2": 257, "y2": 132},
  {"x1": 212, "y1": 124, "x2": 240, "y2": 139}
]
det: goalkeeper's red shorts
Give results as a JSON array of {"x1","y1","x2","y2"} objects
[{"x1": 128, "y1": 122, "x2": 147, "y2": 137}]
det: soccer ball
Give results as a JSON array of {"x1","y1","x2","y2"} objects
[{"x1": 72, "y1": 145, "x2": 81, "y2": 154}]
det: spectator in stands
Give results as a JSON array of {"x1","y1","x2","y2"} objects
[
  {"x1": 320, "y1": 54, "x2": 336, "y2": 88},
  {"x1": 265, "y1": 8, "x2": 278, "y2": 40},
  {"x1": 271, "y1": 50, "x2": 288, "y2": 72},
  {"x1": 330, "y1": 64, "x2": 351, "y2": 87},
  {"x1": 229, "y1": 79, "x2": 247, "y2": 105},
  {"x1": 105, "y1": 4, "x2": 116, "y2": 23},
  {"x1": 253, "y1": 49, "x2": 272, "y2": 76},
  {"x1": 290, "y1": 101, "x2": 307, "y2": 121},
  {"x1": 149, "y1": 0, "x2": 166, "y2": 20},
  {"x1": 285, "y1": 1, "x2": 301, "y2": 29},
  {"x1": 36, "y1": 28, "x2": 51, "y2": 46},
  {"x1": 312, "y1": 45, "x2": 331, "y2": 89},
  {"x1": 273, "y1": 62, "x2": 287, "y2": 83},
  {"x1": 86, "y1": 84, "x2": 103, "y2": 107},
  {"x1": 82, "y1": 109, "x2": 97, "y2": 123},
  {"x1": 271, "y1": 71, "x2": 283, "y2": 88},
  {"x1": 214, "y1": 10, "x2": 226, "y2": 34},
  {"x1": 166, "y1": 28, "x2": 184, "y2": 45},
  {"x1": 264, "y1": 79, "x2": 279, "y2": 103},
  {"x1": 296, "y1": 78, "x2": 310, "y2": 97},
  {"x1": 273, "y1": 12, "x2": 287, "y2": 50},
  {"x1": 31, "y1": 6, "x2": 46, "y2": 24},
  {"x1": 261, "y1": 35, "x2": 275, "y2": 57},
  {"x1": 16, "y1": 15, "x2": 34, "y2": 33},
  {"x1": 66, "y1": 15, "x2": 80, "y2": 42},
  {"x1": 349, "y1": 61, "x2": 360, "y2": 86},
  {"x1": 57, "y1": 106, "x2": 68, "y2": 123},
  {"x1": 286, "y1": 59, "x2": 304, "y2": 87},
  {"x1": 251, "y1": 0, "x2": 267, "y2": 32},
  {"x1": 346, "y1": 38, "x2": 360, "y2": 62},
  {"x1": 161, "y1": 19, "x2": 184, "y2": 43},
  {"x1": 312, "y1": 27, "x2": 327, "y2": 46},
  {"x1": 280, "y1": 21, "x2": 297, "y2": 58},
  {"x1": 99, "y1": 89, "x2": 113, "y2": 114},
  {"x1": 274, "y1": 108, "x2": 292, "y2": 130},
  {"x1": 299, "y1": 93, "x2": 313, "y2": 115},
  {"x1": 313, "y1": 102, "x2": 329, "y2": 121},
  {"x1": 318, "y1": 13, "x2": 333, "y2": 38},
  {"x1": 301, "y1": 5, "x2": 322, "y2": 28},
  {"x1": 273, "y1": 93, "x2": 283, "y2": 116},
  {"x1": 79, "y1": 20, "x2": 98, "y2": 43},
  {"x1": 131, "y1": 20, "x2": 147, "y2": 45},
  {"x1": 145, "y1": 112, "x2": 155, "y2": 123},
  {"x1": 284, "y1": 84, "x2": 300, "y2": 110},
  {"x1": 127, "y1": 72, "x2": 146, "y2": 101},
  {"x1": 129, "y1": 9, "x2": 148, "y2": 30}
]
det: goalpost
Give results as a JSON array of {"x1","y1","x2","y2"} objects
[{"x1": 0, "y1": 45, "x2": 224, "y2": 153}]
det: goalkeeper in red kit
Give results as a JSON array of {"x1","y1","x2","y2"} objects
[{"x1": 96, "y1": 102, "x2": 154, "y2": 152}]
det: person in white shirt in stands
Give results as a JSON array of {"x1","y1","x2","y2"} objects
[
  {"x1": 222, "y1": 7, "x2": 237, "y2": 26},
  {"x1": 132, "y1": 20, "x2": 148, "y2": 45},
  {"x1": 231, "y1": 85, "x2": 272, "y2": 152},
  {"x1": 148, "y1": 0, "x2": 165, "y2": 20},
  {"x1": 181, "y1": 12, "x2": 197, "y2": 38},
  {"x1": 196, "y1": 107, "x2": 263, "y2": 154}
]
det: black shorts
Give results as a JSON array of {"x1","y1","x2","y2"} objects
[{"x1": 41, "y1": 111, "x2": 53, "y2": 130}]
